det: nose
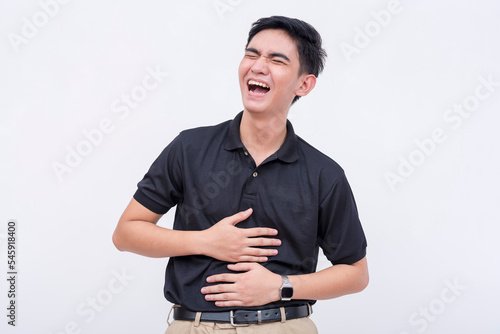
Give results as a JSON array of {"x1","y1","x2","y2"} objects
[{"x1": 250, "y1": 56, "x2": 269, "y2": 75}]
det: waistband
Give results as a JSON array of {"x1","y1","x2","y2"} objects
[{"x1": 172, "y1": 304, "x2": 311, "y2": 327}]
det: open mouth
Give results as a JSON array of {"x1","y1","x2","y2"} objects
[{"x1": 248, "y1": 79, "x2": 270, "y2": 95}]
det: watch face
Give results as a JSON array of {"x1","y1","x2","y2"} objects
[{"x1": 281, "y1": 287, "x2": 293, "y2": 299}]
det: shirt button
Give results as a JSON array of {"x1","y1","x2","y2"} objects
[
  {"x1": 252, "y1": 172, "x2": 258, "y2": 178},
  {"x1": 244, "y1": 151, "x2": 249, "y2": 156}
]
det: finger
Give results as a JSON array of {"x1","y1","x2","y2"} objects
[
  {"x1": 204, "y1": 292, "x2": 243, "y2": 306},
  {"x1": 214, "y1": 300, "x2": 244, "y2": 308},
  {"x1": 225, "y1": 208, "x2": 253, "y2": 226},
  {"x1": 206, "y1": 273, "x2": 238, "y2": 284},
  {"x1": 245, "y1": 227, "x2": 279, "y2": 238},
  {"x1": 242, "y1": 246, "x2": 279, "y2": 257},
  {"x1": 245, "y1": 236, "x2": 281, "y2": 247},
  {"x1": 233, "y1": 247, "x2": 278, "y2": 263},
  {"x1": 201, "y1": 283, "x2": 236, "y2": 295}
]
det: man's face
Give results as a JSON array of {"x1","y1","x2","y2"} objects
[{"x1": 238, "y1": 29, "x2": 306, "y2": 116}]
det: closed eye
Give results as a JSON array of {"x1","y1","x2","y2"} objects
[{"x1": 244, "y1": 48, "x2": 290, "y2": 65}]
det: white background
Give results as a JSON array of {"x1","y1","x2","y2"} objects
[{"x1": 1, "y1": 0, "x2": 499, "y2": 333}]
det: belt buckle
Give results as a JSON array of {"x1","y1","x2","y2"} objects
[{"x1": 230, "y1": 310, "x2": 251, "y2": 327}]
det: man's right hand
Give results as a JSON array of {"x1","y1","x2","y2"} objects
[
  {"x1": 113, "y1": 199, "x2": 280, "y2": 262},
  {"x1": 200, "y1": 208, "x2": 281, "y2": 263}
]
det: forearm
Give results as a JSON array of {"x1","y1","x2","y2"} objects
[
  {"x1": 201, "y1": 257, "x2": 369, "y2": 307},
  {"x1": 289, "y1": 257, "x2": 369, "y2": 300},
  {"x1": 113, "y1": 219, "x2": 201, "y2": 258}
]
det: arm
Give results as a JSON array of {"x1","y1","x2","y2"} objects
[
  {"x1": 289, "y1": 256, "x2": 368, "y2": 300},
  {"x1": 112, "y1": 198, "x2": 282, "y2": 262},
  {"x1": 201, "y1": 257, "x2": 368, "y2": 307}
]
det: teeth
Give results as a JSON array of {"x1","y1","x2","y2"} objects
[{"x1": 248, "y1": 80, "x2": 269, "y2": 89}]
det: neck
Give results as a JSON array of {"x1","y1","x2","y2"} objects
[{"x1": 240, "y1": 110, "x2": 287, "y2": 165}]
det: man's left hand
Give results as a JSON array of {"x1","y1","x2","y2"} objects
[{"x1": 201, "y1": 263, "x2": 282, "y2": 307}]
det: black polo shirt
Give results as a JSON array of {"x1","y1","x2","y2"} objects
[{"x1": 134, "y1": 111, "x2": 367, "y2": 312}]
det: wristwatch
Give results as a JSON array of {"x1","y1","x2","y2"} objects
[{"x1": 280, "y1": 275, "x2": 293, "y2": 301}]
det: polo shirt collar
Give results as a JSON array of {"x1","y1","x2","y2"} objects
[{"x1": 224, "y1": 111, "x2": 299, "y2": 163}]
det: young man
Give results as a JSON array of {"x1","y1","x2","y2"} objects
[{"x1": 113, "y1": 16, "x2": 368, "y2": 333}]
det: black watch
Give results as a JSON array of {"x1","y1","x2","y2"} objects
[{"x1": 280, "y1": 275, "x2": 293, "y2": 301}]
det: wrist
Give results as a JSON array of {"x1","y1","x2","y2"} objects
[
  {"x1": 279, "y1": 274, "x2": 294, "y2": 301},
  {"x1": 272, "y1": 273, "x2": 283, "y2": 302},
  {"x1": 189, "y1": 230, "x2": 205, "y2": 256}
]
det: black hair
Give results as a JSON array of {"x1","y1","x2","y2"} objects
[{"x1": 246, "y1": 16, "x2": 327, "y2": 103}]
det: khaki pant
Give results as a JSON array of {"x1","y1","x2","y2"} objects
[{"x1": 165, "y1": 317, "x2": 318, "y2": 334}]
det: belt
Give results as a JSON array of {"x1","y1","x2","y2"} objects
[{"x1": 173, "y1": 304, "x2": 311, "y2": 327}]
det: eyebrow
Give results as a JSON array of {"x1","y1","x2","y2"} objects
[{"x1": 245, "y1": 47, "x2": 291, "y2": 62}]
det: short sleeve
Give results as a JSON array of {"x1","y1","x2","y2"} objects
[
  {"x1": 317, "y1": 172, "x2": 367, "y2": 265},
  {"x1": 133, "y1": 135, "x2": 184, "y2": 214}
]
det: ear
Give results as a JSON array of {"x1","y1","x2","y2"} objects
[{"x1": 294, "y1": 74, "x2": 317, "y2": 97}]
